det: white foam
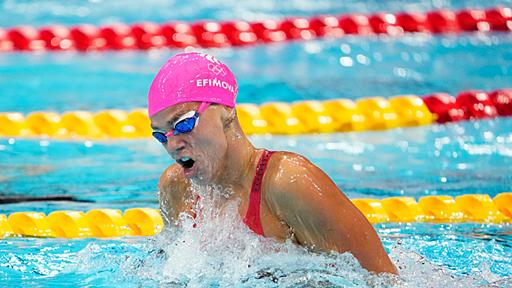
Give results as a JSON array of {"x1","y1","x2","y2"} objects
[{"x1": 71, "y1": 184, "x2": 509, "y2": 287}]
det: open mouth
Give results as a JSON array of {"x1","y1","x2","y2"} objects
[{"x1": 177, "y1": 157, "x2": 195, "y2": 169}]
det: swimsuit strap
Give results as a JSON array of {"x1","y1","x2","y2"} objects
[{"x1": 243, "y1": 150, "x2": 275, "y2": 236}]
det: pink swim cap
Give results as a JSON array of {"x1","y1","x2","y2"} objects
[{"x1": 148, "y1": 52, "x2": 238, "y2": 117}]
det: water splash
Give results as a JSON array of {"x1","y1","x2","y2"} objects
[
  {"x1": 73, "y1": 184, "x2": 507, "y2": 287},
  {"x1": 120, "y1": 184, "x2": 386, "y2": 287},
  {"x1": 0, "y1": 187, "x2": 509, "y2": 286}
]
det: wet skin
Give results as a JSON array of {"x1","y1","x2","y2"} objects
[{"x1": 151, "y1": 102, "x2": 398, "y2": 275}]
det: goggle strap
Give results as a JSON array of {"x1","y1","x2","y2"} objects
[{"x1": 197, "y1": 102, "x2": 210, "y2": 114}]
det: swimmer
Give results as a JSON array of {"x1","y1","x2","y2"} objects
[{"x1": 148, "y1": 52, "x2": 397, "y2": 275}]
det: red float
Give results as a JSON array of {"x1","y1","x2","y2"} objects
[
  {"x1": 191, "y1": 21, "x2": 230, "y2": 48},
  {"x1": 69, "y1": 25, "x2": 104, "y2": 51},
  {"x1": 221, "y1": 21, "x2": 258, "y2": 46},
  {"x1": 6, "y1": 26, "x2": 40, "y2": 50},
  {"x1": 485, "y1": 7, "x2": 512, "y2": 31},
  {"x1": 131, "y1": 22, "x2": 166, "y2": 50},
  {"x1": 489, "y1": 89, "x2": 512, "y2": 116},
  {"x1": 426, "y1": 10, "x2": 459, "y2": 33},
  {"x1": 159, "y1": 22, "x2": 197, "y2": 48},
  {"x1": 0, "y1": 6, "x2": 510, "y2": 52},
  {"x1": 456, "y1": 91, "x2": 498, "y2": 119},
  {"x1": 309, "y1": 16, "x2": 344, "y2": 37},
  {"x1": 456, "y1": 9, "x2": 489, "y2": 31},
  {"x1": 369, "y1": 13, "x2": 402, "y2": 35},
  {"x1": 279, "y1": 18, "x2": 316, "y2": 40},
  {"x1": 38, "y1": 26, "x2": 73, "y2": 50},
  {"x1": 395, "y1": 12, "x2": 430, "y2": 32},
  {"x1": 0, "y1": 28, "x2": 14, "y2": 52},
  {"x1": 338, "y1": 14, "x2": 372, "y2": 35},
  {"x1": 99, "y1": 24, "x2": 137, "y2": 50},
  {"x1": 422, "y1": 93, "x2": 466, "y2": 123},
  {"x1": 250, "y1": 20, "x2": 287, "y2": 42}
]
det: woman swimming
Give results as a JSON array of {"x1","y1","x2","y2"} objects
[{"x1": 148, "y1": 52, "x2": 397, "y2": 275}]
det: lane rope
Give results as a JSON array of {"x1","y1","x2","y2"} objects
[
  {"x1": 0, "y1": 89, "x2": 510, "y2": 138},
  {"x1": 0, "y1": 7, "x2": 510, "y2": 52},
  {"x1": 1, "y1": 193, "x2": 510, "y2": 238}
]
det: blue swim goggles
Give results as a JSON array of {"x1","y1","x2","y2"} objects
[{"x1": 152, "y1": 102, "x2": 210, "y2": 144}]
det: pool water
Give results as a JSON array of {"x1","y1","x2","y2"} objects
[
  {"x1": 2, "y1": 33, "x2": 512, "y2": 112},
  {"x1": 1, "y1": 0, "x2": 512, "y2": 287}
]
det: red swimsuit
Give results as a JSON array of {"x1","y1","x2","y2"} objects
[
  {"x1": 192, "y1": 150, "x2": 274, "y2": 235},
  {"x1": 243, "y1": 150, "x2": 274, "y2": 236}
]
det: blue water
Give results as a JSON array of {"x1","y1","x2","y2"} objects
[
  {"x1": 0, "y1": 223, "x2": 511, "y2": 287},
  {"x1": 1, "y1": 0, "x2": 512, "y2": 27},
  {"x1": 1, "y1": 0, "x2": 512, "y2": 287},
  {"x1": 1, "y1": 34, "x2": 512, "y2": 112},
  {"x1": 1, "y1": 118, "x2": 512, "y2": 214}
]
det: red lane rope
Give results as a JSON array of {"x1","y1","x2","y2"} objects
[
  {"x1": 423, "y1": 89, "x2": 512, "y2": 123},
  {"x1": 0, "y1": 7, "x2": 510, "y2": 52}
]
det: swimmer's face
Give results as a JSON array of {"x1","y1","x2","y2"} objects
[{"x1": 150, "y1": 102, "x2": 229, "y2": 183}]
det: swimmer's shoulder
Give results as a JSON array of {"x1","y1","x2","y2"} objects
[
  {"x1": 266, "y1": 151, "x2": 316, "y2": 183},
  {"x1": 264, "y1": 151, "x2": 343, "y2": 208},
  {"x1": 263, "y1": 151, "x2": 317, "y2": 202}
]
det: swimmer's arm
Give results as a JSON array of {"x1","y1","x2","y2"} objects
[
  {"x1": 158, "y1": 165, "x2": 187, "y2": 227},
  {"x1": 266, "y1": 154, "x2": 397, "y2": 275}
]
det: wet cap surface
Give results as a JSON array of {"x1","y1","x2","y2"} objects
[{"x1": 148, "y1": 52, "x2": 238, "y2": 117}]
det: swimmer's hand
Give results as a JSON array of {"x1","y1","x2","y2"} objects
[
  {"x1": 157, "y1": 164, "x2": 195, "y2": 227},
  {"x1": 265, "y1": 153, "x2": 398, "y2": 275}
]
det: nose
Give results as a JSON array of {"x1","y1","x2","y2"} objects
[{"x1": 165, "y1": 136, "x2": 186, "y2": 157}]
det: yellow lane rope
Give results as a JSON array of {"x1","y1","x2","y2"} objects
[
  {"x1": 1, "y1": 193, "x2": 510, "y2": 239},
  {"x1": 0, "y1": 95, "x2": 434, "y2": 139}
]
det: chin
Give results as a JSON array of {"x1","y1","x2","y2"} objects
[{"x1": 185, "y1": 153, "x2": 222, "y2": 185}]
